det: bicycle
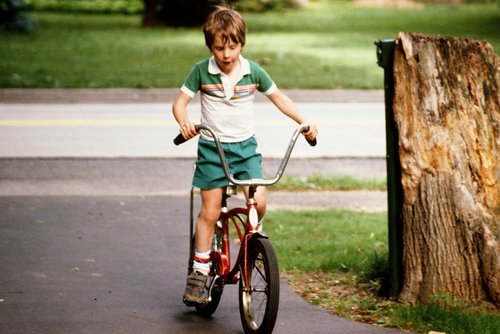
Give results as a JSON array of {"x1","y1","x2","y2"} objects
[{"x1": 174, "y1": 124, "x2": 316, "y2": 334}]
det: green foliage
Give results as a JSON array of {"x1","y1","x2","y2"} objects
[
  {"x1": 23, "y1": 0, "x2": 298, "y2": 16},
  {"x1": 24, "y1": 0, "x2": 143, "y2": 14},
  {"x1": 393, "y1": 293, "x2": 500, "y2": 334},
  {"x1": 0, "y1": 13, "x2": 206, "y2": 88},
  {"x1": 271, "y1": 174, "x2": 386, "y2": 191},
  {"x1": 265, "y1": 209, "x2": 388, "y2": 273},
  {"x1": 232, "y1": 0, "x2": 299, "y2": 12},
  {"x1": 357, "y1": 250, "x2": 391, "y2": 296},
  {"x1": 267, "y1": 208, "x2": 500, "y2": 333},
  {"x1": 0, "y1": 0, "x2": 37, "y2": 31},
  {"x1": 1, "y1": 1, "x2": 499, "y2": 88}
]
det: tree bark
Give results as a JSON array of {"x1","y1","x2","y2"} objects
[
  {"x1": 142, "y1": 0, "x2": 158, "y2": 28},
  {"x1": 392, "y1": 32, "x2": 500, "y2": 307}
]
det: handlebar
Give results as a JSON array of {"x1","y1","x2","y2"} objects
[{"x1": 173, "y1": 124, "x2": 316, "y2": 187}]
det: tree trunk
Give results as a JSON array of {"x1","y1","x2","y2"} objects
[
  {"x1": 141, "y1": 0, "x2": 158, "y2": 28},
  {"x1": 142, "y1": 0, "x2": 158, "y2": 28},
  {"x1": 392, "y1": 32, "x2": 500, "y2": 307},
  {"x1": 155, "y1": 0, "x2": 221, "y2": 27}
]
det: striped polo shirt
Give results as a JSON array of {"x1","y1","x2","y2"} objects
[{"x1": 181, "y1": 55, "x2": 277, "y2": 142}]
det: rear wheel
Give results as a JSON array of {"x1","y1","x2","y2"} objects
[
  {"x1": 194, "y1": 231, "x2": 225, "y2": 317},
  {"x1": 239, "y1": 237, "x2": 280, "y2": 334}
]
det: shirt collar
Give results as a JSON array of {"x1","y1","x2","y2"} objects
[{"x1": 208, "y1": 55, "x2": 251, "y2": 77}]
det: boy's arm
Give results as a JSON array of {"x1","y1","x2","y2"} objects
[
  {"x1": 267, "y1": 89, "x2": 318, "y2": 141},
  {"x1": 172, "y1": 91, "x2": 197, "y2": 140}
]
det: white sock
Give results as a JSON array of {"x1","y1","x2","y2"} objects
[{"x1": 193, "y1": 249, "x2": 211, "y2": 275}]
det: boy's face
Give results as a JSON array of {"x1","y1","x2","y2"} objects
[{"x1": 211, "y1": 34, "x2": 243, "y2": 75}]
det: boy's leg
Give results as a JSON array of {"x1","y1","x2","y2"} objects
[
  {"x1": 243, "y1": 186, "x2": 267, "y2": 220},
  {"x1": 183, "y1": 187, "x2": 222, "y2": 306},
  {"x1": 195, "y1": 188, "x2": 223, "y2": 253}
]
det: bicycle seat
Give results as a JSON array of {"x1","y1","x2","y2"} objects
[{"x1": 224, "y1": 185, "x2": 237, "y2": 196}]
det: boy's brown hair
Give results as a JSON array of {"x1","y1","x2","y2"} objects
[{"x1": 203, "y1": 6, "x2": 247, "y2": 50}]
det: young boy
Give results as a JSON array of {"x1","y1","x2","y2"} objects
[{"x1": 172, "y1": 5, "x2": 318, "y2": 306}]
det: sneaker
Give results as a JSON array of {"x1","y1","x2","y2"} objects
[{"x1": 183, "y1": 271, "x2": 209, "y2": 306}]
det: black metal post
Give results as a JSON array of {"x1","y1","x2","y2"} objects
[{"x1": 375, "y1": 39, "x2": 403, "y2": 297}]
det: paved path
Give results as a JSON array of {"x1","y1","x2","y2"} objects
[
  {"x1": 0, "y1": 195, "x2": 401, "y2": 334},
  {"x1": 0, "y1": 158, "x2": 402, "y2": 334},
  {"x1": 0, "y1": 89, "x2": 408, "y2": 333},
  {"x1": 0, "y1": 157, "x2": 388, "y2": 212}
]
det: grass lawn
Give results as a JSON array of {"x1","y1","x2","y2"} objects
[
  {"x1": 271, "y1": 174, "x2": 387, "y2": 191},
  {"x1": 266, "y1": 209, "x2": 500, "y2": 333},
  {"x1": 1, "y1": 1, "x2": 498, "y2": 88}
]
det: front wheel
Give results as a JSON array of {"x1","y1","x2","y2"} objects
[{"x1": 239, "y1": 237, "x2": 280, "y2": 334}]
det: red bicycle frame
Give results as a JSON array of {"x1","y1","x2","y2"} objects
[{"x1": 211, "y1": 189, "x2": 262, "y2": 288}]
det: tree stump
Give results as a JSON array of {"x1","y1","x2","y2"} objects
[{"x1": 392, "y1": 32, "x2": 500, "y2": 307}]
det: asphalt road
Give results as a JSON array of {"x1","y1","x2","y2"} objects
[
  {"x1": 0, "y1": 194, "x2": 404, "y2": 334},
  {"x1": 0, "y1": 89, "x2": 407, "y2": 333},
  {"x1": 0, "y1": 101, "x2": 385, "y2": 158},
  {"x1": 0, "y1": 160, "x2": 395, "y2": 334}
]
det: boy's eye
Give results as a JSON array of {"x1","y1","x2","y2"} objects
[{"x1": 213, "y1": 43, "x2": 238, "y2": 52}]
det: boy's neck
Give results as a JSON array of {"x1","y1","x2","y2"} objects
[{"x1": 225, "y1": 59, "x2": 241, "y2": 82}]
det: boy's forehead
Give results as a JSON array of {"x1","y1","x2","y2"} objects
[{"x1": 213, "y1": 33, "x2": 240, "y2": 46}]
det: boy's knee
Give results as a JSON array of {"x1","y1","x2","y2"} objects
[
  {"x1": 199, "y1": 188, "x2": 223, "y2": 225},
  {"x1": 199, "y1": 208, "x2": 220, "y2": 225},
  {"x1": 255, "y1": 189, "x2": 267, "y2": 220},
  {"x1": 257, "y1": 198, "x2": 267, "y2": 220}
]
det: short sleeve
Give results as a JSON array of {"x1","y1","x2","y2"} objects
[
  {"x1": 250, "y1": 61, "x2": 276, "y2": 95},
  {"x1": 181, "y1": 63, "x2": 202, "y2": 98}
]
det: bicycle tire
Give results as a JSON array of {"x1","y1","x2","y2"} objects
[{"x1": 239, "y1": 237, "x2": 280, "y2": 334}]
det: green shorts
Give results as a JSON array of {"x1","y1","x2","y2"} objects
[{"x1": 193, "y1": 136, "x2": 263, "y2": 190}]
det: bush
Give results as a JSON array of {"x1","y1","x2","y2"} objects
[
  {"x1": 23, "y1": 0, "x2": 299, "y2": 16},
  {"x1": 152, "y1": 0, "x2": 300, "y2": 28},
  {"x1": 232, "y1": 0, "x2": 300, "y2": 12},
  {"x1": 24, "y1": 0, "x2": 143, "y2": 14},
  {"x1": 0, "y1": 0, "x2": 37, "y2": 31}
]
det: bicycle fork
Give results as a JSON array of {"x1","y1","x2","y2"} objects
[{"x1": 240, "y1": 187, "x2": 267, "y2": 291}]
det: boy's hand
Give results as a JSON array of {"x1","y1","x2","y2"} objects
[
  {"x1": 302, "y1": 123, "x2": 318, "y2": 142},
  {"x1": 180, "y1": 121, "x2": 198, "y2": 140}
]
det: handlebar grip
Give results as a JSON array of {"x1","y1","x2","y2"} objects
[
  {"x1": 173, "y1": 133, "x2": 187, "y2": 146},
  {"x1": 301, "y1": 125, "x2": 317, "y2": 147},
  {"x1": 173, "y1": 124, "x2": 201, "y2": 146},
  {"x1": 307, "y1": 138, "x2": 317, "y2": 147}
]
